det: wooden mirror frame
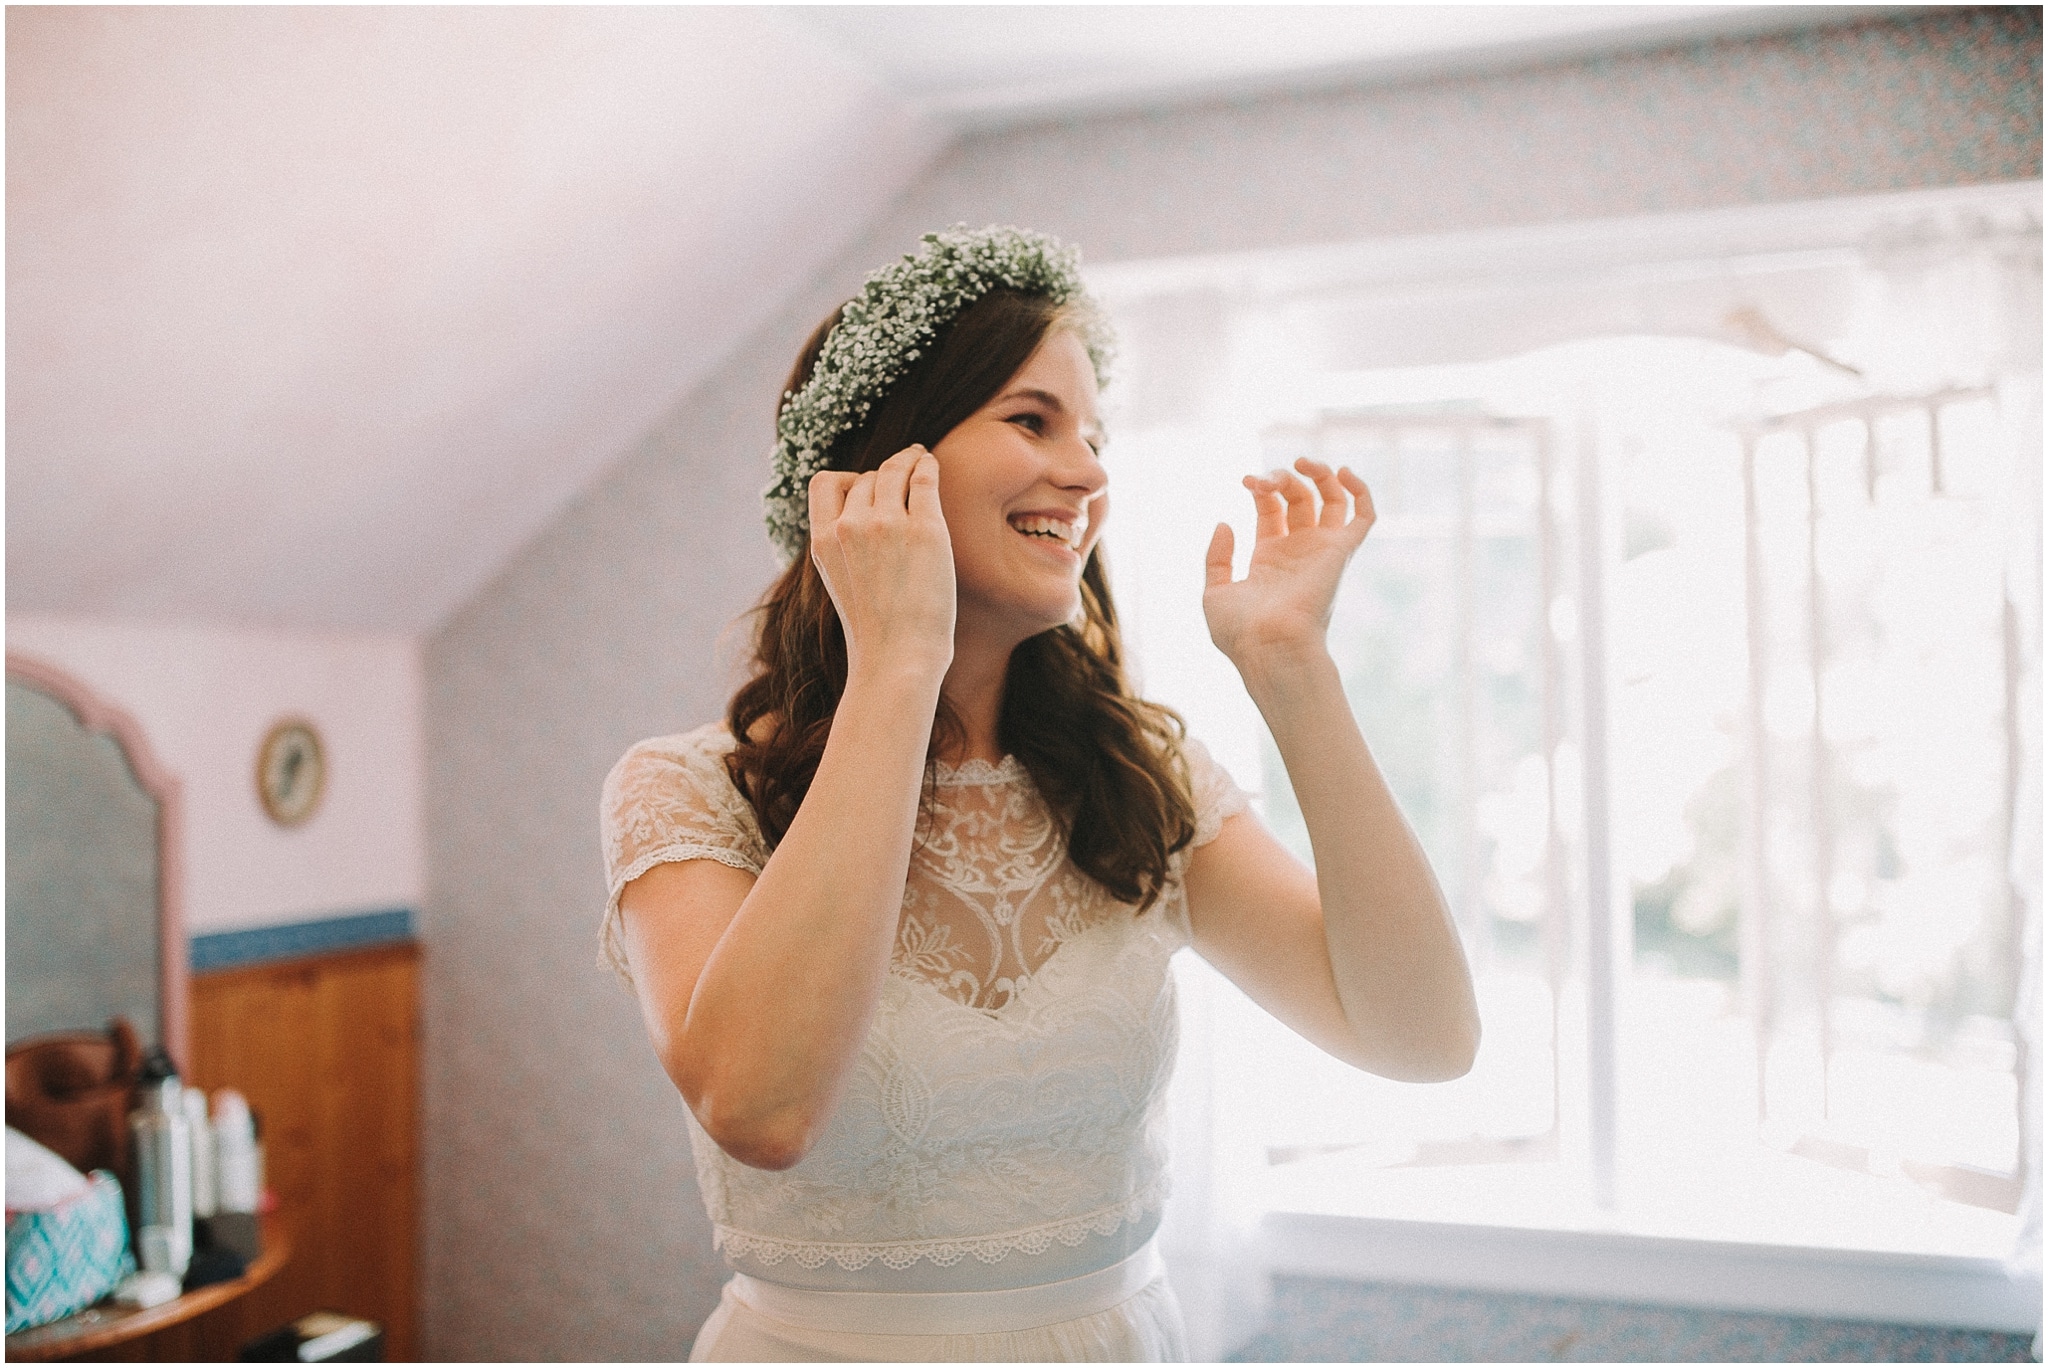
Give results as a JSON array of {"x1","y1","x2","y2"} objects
[{"x1": 6, "y1": 652, "x2": 188, "y2": 1069}]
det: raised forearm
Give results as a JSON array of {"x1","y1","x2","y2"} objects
[
  {"x1": 1243, "y1": 648, "x2": 1481, "y2": 1081},
  {"x1": 678, "y1": 664, "x2": 941, "y2": 1166}
]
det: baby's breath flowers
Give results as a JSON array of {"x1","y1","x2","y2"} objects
[{"x1": 763, "y1": 225, "x2": 1115, "y2": 565}]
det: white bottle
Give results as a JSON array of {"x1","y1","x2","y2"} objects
[
  {"x1": 128, "y1": 1051, "x2": 193, "y2": 1278},
  {"x1": 211, "y1": 1089, "x2": 261, "y2": 1215},
  {"x1": 184, "y1": 1088, "x2": 218, "y2": 1220}
]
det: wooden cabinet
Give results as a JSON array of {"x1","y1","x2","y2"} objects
[
  {"x1": 13, "y1": 941, "x2": 420, "y2": 1361},
  {"x1": 179, "y1": 941, "x2": 420, "y2": 1362}
]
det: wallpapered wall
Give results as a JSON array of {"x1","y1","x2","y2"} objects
[
  {"x1": 1230, "y1": 1275, "x2": 2037, "y2": 1363},
  {"x1": 420, "y1": 9, "x2": 2040, "y2": 1359}
]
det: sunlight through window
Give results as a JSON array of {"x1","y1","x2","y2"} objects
[{"x1": 1098, "y1": 196, "x2": 2038, "y2": 1262}]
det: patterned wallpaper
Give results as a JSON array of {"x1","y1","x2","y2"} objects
[
  {"x1": 1231, "y1": 1275, "x2": 2038, "y2": 1362},
  {"x1": 905, "y1": 4, "x2": 2040, "y2": 269},
  {"x1": 421, "y1": 9, "x2": 2040, "y2": 1359}
]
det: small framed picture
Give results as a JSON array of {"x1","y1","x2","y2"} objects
[{"x1": 256, "y1": 718, "x2": 326, "y2": 827}]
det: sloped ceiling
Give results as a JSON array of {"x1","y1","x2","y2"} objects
[
  {"x1": 6, "y1": 5, "x2": 1908, "y2": 634},
  {"x1": 786, "y1": 4, "x2": 1902, "y2": 129},
  {"x1": 6, "y1": 6, "x2": 944, "y2": 632}
]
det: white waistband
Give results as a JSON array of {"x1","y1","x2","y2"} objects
[{"x1": 728, "y1": 1237, "x2": 1164, "y2": 1336}]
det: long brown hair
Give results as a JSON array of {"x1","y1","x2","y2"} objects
[{"x1": 725, "y1": 289, "x2": 1197, "y2": 911}]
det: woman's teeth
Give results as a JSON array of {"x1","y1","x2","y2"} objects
[{"x1": 1009, "y1": 515, "x2": 1081, "y2": 549}]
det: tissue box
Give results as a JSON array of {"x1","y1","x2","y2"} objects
[{"x1": 6, "y1": 1170, "x2": 135, "y2": 1334}]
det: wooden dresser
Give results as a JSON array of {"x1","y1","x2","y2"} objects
[{"x1": 63, "y1": 941, "x2": 423, "y2": 1362}]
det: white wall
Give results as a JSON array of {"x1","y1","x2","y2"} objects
[{"x1": 8, "y1": 615, "x2": 422, "y2": 932}]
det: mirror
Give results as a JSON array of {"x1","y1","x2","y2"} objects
[{"x1": 5, "y1": 653, "x2": 187, "y2": 1067}]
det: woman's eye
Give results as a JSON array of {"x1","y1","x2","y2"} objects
[{"x1": 1008, "y1": 412, "x2": 1045, "y2": 434}]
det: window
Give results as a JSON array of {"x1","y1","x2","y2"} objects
[{"x1": 1098, "y1": 185, "x2": 2040, "y2": 1296}]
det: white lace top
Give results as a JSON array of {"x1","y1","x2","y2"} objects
[{"x1": 599, "y1": 722, "x2": 1247, "y2": 1292}]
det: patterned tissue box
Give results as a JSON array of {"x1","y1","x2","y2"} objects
[{"x1": 6, "y1": 1170, "x2": 135, "y2": 1334}]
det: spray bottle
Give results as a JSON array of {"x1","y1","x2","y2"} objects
[{"x1": 126, "y1": 1050, "x2": 192, "y2": 1278}]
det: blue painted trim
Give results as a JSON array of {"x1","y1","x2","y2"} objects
[{"x1": 188, "y1": 909, "x2": 415, "y2": 973}]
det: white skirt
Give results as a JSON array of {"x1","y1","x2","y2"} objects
[{"x1": 688, "y1": 1239, "x2": 1187, "y2": 1362}]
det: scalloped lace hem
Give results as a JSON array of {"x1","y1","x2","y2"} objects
[
  {"x1": 598, "y1": 842, "x2": 765, "y2": 984},
  {"x1": 929, "y1": 754, "x2": 1026, "y2": 787},
  {"x1": 712, "y1": 1189, "x2": 1165, "y2": 1272}
]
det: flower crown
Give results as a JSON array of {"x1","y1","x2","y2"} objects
[{"x1": 762, "y1": 224, "x2": 1114, "y2": 565}]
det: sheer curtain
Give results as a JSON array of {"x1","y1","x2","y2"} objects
[
  {"x1": 1835, "y1": 204, "x2": 2040, "y2": 1303},
  {"x1": 1097, "y1": 186, "x2": 2043, "y2": 1359}
]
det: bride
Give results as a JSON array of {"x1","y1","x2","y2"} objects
[{"x1": 600, "y1": 225, "x2": 1479, "y2": 1361}]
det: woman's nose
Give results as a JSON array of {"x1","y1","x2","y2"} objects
[{"x1": 1054, "y1": 435, "x2": 1108, "y2": 495}]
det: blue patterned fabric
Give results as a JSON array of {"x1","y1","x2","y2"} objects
[
  {"x1": 5, "y1": 1170, "x2": 134, "y2": 1334},
  {"x1": 1229, "y1": 1275, "x2": 2038, "y2": 1363}
]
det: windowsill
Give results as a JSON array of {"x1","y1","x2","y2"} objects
[{"x1": 1257, "y1": 1153, "x2": 2040, "y2": 1334}]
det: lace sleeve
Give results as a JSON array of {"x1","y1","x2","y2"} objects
[
  {"x1": 598, "y1": 725, "x2": 766, "y2": 986},
  {"x1": 1184, "y1": 734, "x2": 1251, "y2": 849},
  {"x1": 1158, "y1": 735, "x2": 1251, "y2": 945}
]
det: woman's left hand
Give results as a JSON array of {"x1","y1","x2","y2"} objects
[
  {"x1": 1194, "y1": 459, "x2": 1480, "y2": 1081},
  {"x1": 1204, "y1": 458, "x2": 1375, "y2": 675}
]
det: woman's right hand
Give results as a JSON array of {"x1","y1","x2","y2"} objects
[
  {"x1": 621, "y1": 446, "x2": 953, "y2": 1169},
  {"x1": 808, "y1": 445, "x2": 956, "y2": 680}
]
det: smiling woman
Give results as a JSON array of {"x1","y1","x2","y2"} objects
[
  {"x1": 596, "y1": 225, "x2": 1479, "y2": 1361},
  {"x1": 933, "y1": 334, "x2": 1110, "y2": 639}
]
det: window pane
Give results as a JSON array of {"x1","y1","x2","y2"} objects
[{"x1": 1104, "y1": 259, "x2": 2031, "y2": 1260}]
